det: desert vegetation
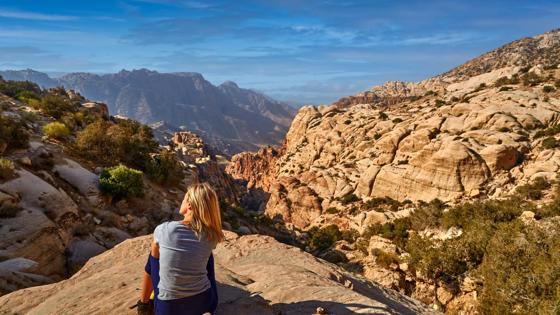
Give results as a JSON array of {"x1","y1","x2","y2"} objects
[{"x1": 99, "y1": 164, "x2": 144, "y2": 200}]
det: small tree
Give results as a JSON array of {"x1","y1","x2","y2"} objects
[
  {"x1": 146, "y1": 149, "x2": 184, "y2": 186},
  {"x1": 308, "y1": 224, "x2": 342, "y2": 252},
  {"x1": 43, "y1": 122, "x2": 70, "y2": 140},
  {"x1": 99, "y1": 165, "x2": 144, "y2": 200}
]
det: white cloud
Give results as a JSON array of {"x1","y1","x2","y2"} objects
[{"x1": 0, "y1": 9, "x2": 76, "y2": 21}]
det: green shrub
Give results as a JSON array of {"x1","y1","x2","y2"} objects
[
  {"x1": 0, "y1": 80, "x2": 41, "y2": 99},
  {"x1": 0, "y1": 114, "x2": 29, "y2": 151},
  {"x1": 0, "y1": 202, "x2": 21, "y2": 218},
  {"x1": 372, "y1": 248, "x2": 400, "y2": 269},
  {"x1": 99, "y1": 165, "x2": 144, "y2": 200},
  {"x1": 308, "y1": 224, "x2": 342, "y2": 252},
  {"x1": 424, "y1": 90, "x2": 437, "y2": 96},
  {"x1": 516, "y1": 177, "x2": 552, "y2": 200},
  {"x1": 43, "y1": 122, "x2": 70, "y2": 140},
  {"x1": 75, "y1": 119, "x2": 159, "y2": 169},
  {"x1": 341, "y1": 228, "x2": 359, "y2": 243},
  {"x1": 362, "y1": 223, "x2": 383, "y2": 239},
  {"x1": 435, "y1": 99, "x2": 446, "y2": 107},
  {"x1": 494, "y1": 74, "x2": 519, "y2": 87},
  {"x1": 534, "y1": 125, "x2": 560, "y2": 139},
  {"x1": 325, "y1": 207, "x2": 339, "y2": 214},
  {"x1": 373, "y1": 133, "x2": 382, "y2": 140},
  {"x1": 479, "y1": 221, "x2": 560, "y2": 314},
  {"x1": 36, "y1": 94, "x2": 78, "y2": 119},
  {"x1": 450, "y1": 96, "x2": 460, "y2": 102},
  {"x1": 355, "y1": 238, "x2": 369, "y2": 254},
  {"x1": 378, "y1": 218, "x2": 411, "y2": 248},
  {"x1": 498, "y1": 127, "x2": 511, "y2": 132},
  {"x1": 522, "y1": 72, "x2": 544, "y2": 86},
  {"x1": 362, "y1": 197, "x2": 401, "y2": 212},
  {"x1": 537, "y1": 188, "x2": 560, "y2": 218},
  {"x1": 543, "y1": 85, "x2": 555, "y2": 93},
  {"x1": 340, "y1": 193, "x2": 359, "y2": 205},
  {"x1": 0, "y1": 158, "x2": 15, "y2": 180},
  {"x1": 379, "y1": 112, "x2": 388, "y2": 120},
  {"x1": 146, "y1": 149, "x2": 184, "y2": 186},
  {"x1": 409, "y1": 199, "x2": 446, "y2": 231},
  {"x1": 542, "y1": 136, "x2": 558, "y2": 150},
  {"x1": 442, "y1": 198, "x2": 525, "y2": 229}
]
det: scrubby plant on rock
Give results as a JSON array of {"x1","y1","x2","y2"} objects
[
  {"x1": 479, "y1": 220, "x2": 560, "y2": 314},
  {"x1": 541, "y1": 136, "x2": 558, "y2": 150},
  {"x1": 146, "y1": 149, "x2": 184, "y2": 186},
  {"x1": 99, "y1": 165, "x2": 144, "y2": 200},
  {"x1": 307, "y1": 224, "x2": 342, "y2": 252},
  {"x1": 0, "y1": 158, "x2": 15, "y2": 180},
  {"x1": 515, "y1": 177, "x2": 552, "y2": 200},
  {"x1": 0, "y1": 202, "x2": 21, "y2": 218},
  {"x1": 43, "y1": 122, "x2": 70, "y2": 140},
  {"x1": 0, "y1": 114, "x2": 29, "y2": 153},
  {"x1": 74, "y1": 119, "x2": 159, "y2": 169},
  {"x1": 35, "y1": 94, "x2": 79, "y2": 119},
  {"x1": 0, "y1": 80, "x2": 42, "y2": 99},
  {"x1": 543, "y1": 85, "x2": 556, "y2": 93}
]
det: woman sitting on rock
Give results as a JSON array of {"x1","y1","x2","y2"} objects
[{"x1": 134, "y1": 183, "x2": 224, "y2": 315}]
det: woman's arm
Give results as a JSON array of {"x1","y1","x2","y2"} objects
[{"x1": 139, "y1": 240, "x2": 160, "y2": 302}]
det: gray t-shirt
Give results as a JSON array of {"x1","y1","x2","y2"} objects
[{"x1": 154, "y1": 221, "x2": 215, "y2": 300}]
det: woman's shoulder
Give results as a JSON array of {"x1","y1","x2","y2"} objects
[{"x1": 154, "y1": 221, "x2": 182, "y2": 242}]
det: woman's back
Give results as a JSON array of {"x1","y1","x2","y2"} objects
[{"x1": 154, "y1": 221, "x2": 215, "y2": 300}]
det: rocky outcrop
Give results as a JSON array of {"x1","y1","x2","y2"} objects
[
  {"x1": 226, "y1": 146, "x2": 282, "y2": 191},
  {"x1": 253, "y1": 30, "x2": 560, "y2": 230},
  {"x1": 0, "y1": 232, "x2": 436, "y2": 315},
  {"x1": 171, "y1": 131, "x2": 238, "y2": 202}
]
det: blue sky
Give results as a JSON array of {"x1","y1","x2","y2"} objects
[{"x1": 0, "y1": 0, "x2": 559, "y2": 104}]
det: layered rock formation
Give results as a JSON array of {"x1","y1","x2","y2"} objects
[
  {"x1": 228, "y1": 29, "x2": 560, "y2": 230},
  {"x1": 223, "y1": 28, "x2": 560, "y2": 314},
  {"x1": 0, "y1": 69, "x2": 297, "y2": 155},
  {"x1": 0, "y1": 232, "x2": 435, "y2": 315}
]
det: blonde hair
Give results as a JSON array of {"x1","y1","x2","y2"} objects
[{"x1": 185, "y1": 182, "x2": 224, "y2": 244}]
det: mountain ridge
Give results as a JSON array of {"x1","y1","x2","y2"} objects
[{"x1": 0, "y1": 68, "x2": 296, "y2": 155}]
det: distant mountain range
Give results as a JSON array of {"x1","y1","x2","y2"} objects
[{"x1": 0, "y1": 69, "x2": 296, "y2": 155}]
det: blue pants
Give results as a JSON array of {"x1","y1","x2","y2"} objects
[{"x1": 144, "y1": 253, "x2": 218, "y2": 315}]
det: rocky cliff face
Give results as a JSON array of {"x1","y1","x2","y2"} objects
[
  {"x1": 224, "y1": 29, "x2": 560, "y2": 312},
  {"x1": 0, "y1": 69, "x2": 296, "y2": 155},
  {"x1": 227, "y1": 29, "x2": 560, "y2": 230},
  {"x1": 0, "y1": 232, "x2": 436, "y2": 315}
]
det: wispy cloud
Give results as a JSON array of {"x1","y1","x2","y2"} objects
[{"x1": 0, "y1": 9, "x2": 76, "y2": 21}]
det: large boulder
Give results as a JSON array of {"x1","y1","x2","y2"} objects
[{"x1": 0, "y1": 232, "x2": 435, "y2": 315}]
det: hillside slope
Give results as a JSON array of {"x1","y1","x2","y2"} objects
[
  {"x1": 0, "y1": 81, "x2": 239, "y2": 296},
  {"x1": 0, "y1": 232, "x2": 435, "y2": 315}
]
